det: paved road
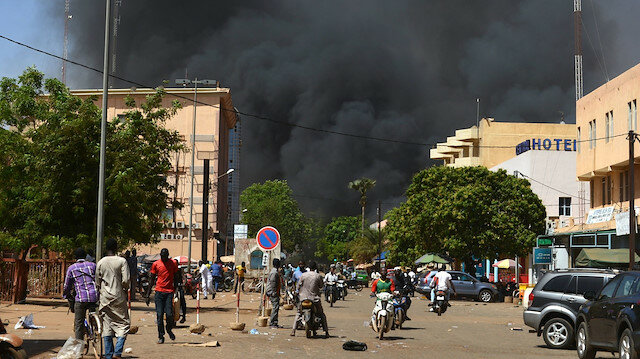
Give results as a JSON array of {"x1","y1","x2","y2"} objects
[{"x1": 1, "y1": 290, "x2": 593, "y2": 358}]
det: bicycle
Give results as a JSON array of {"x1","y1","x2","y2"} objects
[{"x1": 83, "y1": 310, "x2": 103, "y2": 359}]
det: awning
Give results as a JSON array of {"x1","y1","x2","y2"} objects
[
  {"x1": 373, "y1": 251, "x2": 389, "y2": 261},
  {"x1": 575, "y1": 248, "x2": 640, "y2": 268},
  {"x1": 219, "y1": 255, "x2": 235, "y2": 263},
  {"x1": 414, "y1": 253, "x2": 450, "y2": 265}
]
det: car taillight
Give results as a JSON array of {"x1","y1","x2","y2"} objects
[{"x1": 528, "y1": 291, "x2": 534, "y2": 304}]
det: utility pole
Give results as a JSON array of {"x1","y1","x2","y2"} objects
[
  {"x1": 96, "y1": 0, "x2": 112, "y2": 261},
  {"x1": 629, "y1": 130, "x2": 637, "y2": 270},
  {"x1": 62, "y1": 0, "x2": 70, "y2": 84},
  {"x1": 574, "y1": 0, "x2": 584, "y2": 101},
  {"x1": 202, "y1": 159, "x2": 210, "y2": 262}
]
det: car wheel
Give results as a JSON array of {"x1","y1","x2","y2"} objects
[
  {"x1": 576, "y1": 322, "x2": 596, "y2": 359},
  {"x1": 620, "y1": 329, "x2": 638, "y2": 359},
  {"x1": 478, "y1": 289, "x2": 493, "y2": 303},
  {"x1": 543, "y1": 318, "x2": 573, "y2": 349}
]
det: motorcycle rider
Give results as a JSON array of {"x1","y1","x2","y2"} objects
[
  {"x1": 429, "y1": 267, "x2": 456, "y2": 311},
  {"x1": 370, "y1": 270, "x2": 395, "y2": 295},
  {"x1": 393, "y1": 268, "x2": 412, "y2": 321},
  {"x1": 291, "y1": 261, "x2": 329, "y2": 338},
  {"x1": 323, "y1": 265, "x2": 339, "y2": 302}
]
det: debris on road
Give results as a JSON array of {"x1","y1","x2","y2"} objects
[
  {"x1": 14, "y1": 313, "x2": 45, "y2": 329},
  {"x1": 124, "y1": 348, "x2": 133, "y2": 354},
  {"x1": 55, "y1": 337, "x2": 84, "y2": 359},
  {"x1": 249, "y1": 328, "x2": 260, "y2": 334},
  {"x1": 189, "y1": 323, "x2": 206, "y2": 334},
  {"x1": 510, "y1": 327, "x2": 523, "y2": 331},
  {"x1": 174, "y1": 341, "x2": 220, "y2": 347}
]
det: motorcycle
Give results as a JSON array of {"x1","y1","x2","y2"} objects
[
  {"x1": 184, "y1": 271, "x2": 201, "y2": 299},
  {"x1": 337, "y1": 279, "x2": 347, "y2": 300},
  {"x1": 325, "y1": 281, "x2": 338, "y2": 307},
  {"x1": 370, "y1": 292, "x2": 394, "y2": 340},
  {"x1": 137, "y1": 266, "x2": 150, "y2": 297},
  {"x1": 0, "y1": 317, "x2": 27, "y2": 359},
  {"x1": 433, "y1": 290, "x2": 449, "y2": 316},
  {"x1": 300, "y1": 299, "x2": 323, "y2": 338},
  {"x1": 392, "y1": 293, "x2": 408, "y2": 329},
  {"x1": 285, "y1": 280, "x2": 298, "y2": 305}
]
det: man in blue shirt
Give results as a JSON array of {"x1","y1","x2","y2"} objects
[
  {"x1": 210, "y1": 260, "x2": 223, "y2": 292},
  {"x1": 63, "y1": 247, "x2": 98, "y2": 340},
  {"x1": 292, "y1": 260, "x2": 305, "y2": 284}
]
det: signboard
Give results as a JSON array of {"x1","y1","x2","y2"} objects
[
  {"x1": 537, "y1": 237, "x2": 553, "y2": 247},
  {"x1": 256, "y1": 226, "x2": 280, "y2": 251},
  {"x1": 534, "y1": 247, "x2": 552, "y2": 265},
  {"x1": 586, "y1": 206, "x2": 614, "y2": 224},
  {"x1": 615, "y1": 208, "x2": 639, "y2": 236},
  {"x1": 262, "y1": 252, "x2": 269, "y2": 267},
  {"x1": 234, "y1": 224, "x2": 248, "y2": 240},
  {"x1": 516, "y1": 138, "x2": 576, "y2": 155}
]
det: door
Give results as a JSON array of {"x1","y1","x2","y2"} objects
[
  {"x1": 588, "y1": 275, "x2": 621, "y2": 344},
  {"x1": 607, "y1": 275, "x2": 640, "y2": 344},
  {"x1": 451, "y1": 273, "x2": 476, "y2": 296},
  {"x1": 562, "y1": 275, "x2": 605, "y2": 313}
]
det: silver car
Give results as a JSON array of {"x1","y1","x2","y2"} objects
[{"x1": 416, "y1": 270, "x2": 498, "y2": 302}]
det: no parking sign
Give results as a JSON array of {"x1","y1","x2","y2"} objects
[{"x1": 256, "y1": 226, "x2": 280, "y2": 251}]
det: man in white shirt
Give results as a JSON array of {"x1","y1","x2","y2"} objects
[
  {"x1": 429, "y1": 268, "x2": 456, "y2": 310},
  {"x1": 323, "y1": 266, "x2": 339, "y2": 302},
  {"x1": 199, "y1": 261, "x2": 213, "y2": 299}
]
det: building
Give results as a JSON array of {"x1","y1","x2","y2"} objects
[
  {"x1": 547, "y1": 63, "x2": 640, "y2": 266},
  {"x1": 430, "y1": 118, "x2": 576, "y2": 168},
  {"x1": 72, "y1": 87, "x2": 237, "y2": 262}
]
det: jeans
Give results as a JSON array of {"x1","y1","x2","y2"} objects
[
  {"x1": 213, "y1": 276, "x2": 222, "y2": 292},
  {"x1": 73, "y1": 302, "x2": 97, "y2": 340},
  {"x1": 177, "y1": 286, "x2": 187, "y2": 318},
  {"x1": 154, "y1": 291, "x2": 174, "y2": 338},
  {"x1": 430, "y1": 288, "x2": 451, "y2": 302},
  {"x1": 104, "y1": 336, "x2": 126, "y2": 359},
  {"x1": 234, "y1": 277, "x2": 245, "y2": 293},
  {"x1": 269, "y1": 295, "x2": 280, "y2": 326}
]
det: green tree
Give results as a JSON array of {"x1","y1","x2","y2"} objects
[
  {"x1": 386, "y1": 166, "x2": 546, "y2": 269},
  {"x1": 315, "y1": 216, "x2": 359, "y2": 262},
  {"x1": 0, "y1": 68, "x2": 184, "y2": 255},
  {"x1": 348, "y1": 227, "x2": 385, "y2": 264},
  {"x1": 348, "y1": 177, "x2": 376, "y2": 233},
  {"x1": 240, "y1": 180, "x2": 310, "y2": 253}
]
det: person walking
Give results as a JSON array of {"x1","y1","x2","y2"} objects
[
  {"x1": 199, "y1": 260, "x2": 213, "y2": 299},
  {"x1": 266, "y1": 258, "x2": 282, "y2": 328},
  {"x1": 63, "y1": 248, "x2": 98, "y2": 340},
  {"x1": 210, "y1": 260, "x2": 223, "y2": 292},
  {"x1": 174, "y1": 259, "x2": 187, "y2": 323},
  {"x1": 96, "y1": 239, "x2": 130, "y2": 359},
  {"x1": 146, "y1": 248, "x2": 179, "y2": 344},
  {"x1": 125, "y1": 249, "x2": 138, "y2": 301},
  {"x1": 234, "y1": 261, "x2": 246, "y2": 293}
]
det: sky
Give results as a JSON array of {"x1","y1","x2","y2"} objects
[{"x1": 1, "y1": 1, "x2": 640, "y2": 222}]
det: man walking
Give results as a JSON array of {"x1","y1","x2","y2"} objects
[
  {"x1": 146, "y1": 248, "x2": 179, "y2": 344},
  {"x1": 199, "y1": 260, "x2": 213, "y2": 299},
  {"x1": 266, "y1": 258, "x2": 282, "y2": 328},
  {"x1": 210, "y1": 260, "x2": 223, "y2": 293},
  {"x1": 291, "y1": 261, "x2": 329, "y2": 338},
  {"x1": 63, "y1": 248, "x2": 98, "y2": 340},
  {"x1": 125, "y1": 249, "x2": 138, "y2": 300},
  {"x1": 96, "y1": 239, "x2": 130, "y2": 359}
]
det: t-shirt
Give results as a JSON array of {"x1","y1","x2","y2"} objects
[
  {"x1": 433, "y1": 271, "x2": 452, "y2": 291},
  {"x1": 151, "y1": 259, "x2": 178, "y2": 293},
  {"x1": 210, "y1": 263, "x2": 222, "y2": 277},
  {"x1": 236, "y1": 265, "x2": 246, "y2": 278}
]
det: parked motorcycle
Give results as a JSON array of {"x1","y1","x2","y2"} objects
[
  {"x1": 392, "y1": 293, "x2": 409, "y2": 329},
  {"x1": 184, "y1": 271, "x2": 201, "y2": 299},
  {"x1": 137, "y1": 267, "x2": 150, "y2": 297},
  {"x1": 433, "y1": 290, "x2": 449, "y2": 316},
  {"x1": 370, "y1": 292, "x2": 394, "y2": 340},
  {"x1": 300, "y1": 299, "x2": 323, "y2": 338},
  {"x1": 0, "y1": 317, "x2": 27, "y2": 359}
]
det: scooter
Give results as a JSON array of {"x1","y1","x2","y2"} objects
[
  {"x1": 370, "y1": 292, "x2": 394, "y2": 340},
  {"x1": 325, "y1": 281, "x2": 338, "y2": 307},
  {"x1": 433, "y1": 290, "x2": 449, "y2": 316},
  {"x1": 337, "y1": 279, "x2": 347, "y2": 300},
  {"x1": 0, "y1": 317, "x2": 27, "y2": 359},
  {"x1": 300, "y1": 299, "x2": 323, "y2": 338},
  {"x1": 392, "y1": 293, "x2": 408, "y2": 329}
]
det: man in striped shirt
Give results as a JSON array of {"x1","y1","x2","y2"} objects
[{"x1": 63, "y1": 247, "x2": 98, "y2": 340}]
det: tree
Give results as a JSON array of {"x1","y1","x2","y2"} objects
[
  {"x1": 315, "y1": 216, "x2": 359, "y2": 262},
  {"x1": 0, "y1": 68, "x2": 184, "y2": 255},
  {"x1": 240, "y1": 180, "x2": 311, "y2": 253},
  {"x1": 348, "y1": 177, "x2": 376, "y2": 233},
  {"x1": 386, "y1": 166, "x2": 546, "y2": 269},
  {"x1": 349, "y1": 227, "x2": 385, "y2": 264}
]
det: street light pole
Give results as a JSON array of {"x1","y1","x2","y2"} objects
[{"x1": 96, "y1": 0, "x2": 112, "y2": 261}]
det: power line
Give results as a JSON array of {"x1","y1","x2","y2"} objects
[
  {"x1": 0, "y1": 33, "x2": 628, "y2": 149},
  {"x1": 518, "y1": 172, "x2": 585, "y2": 200},
  {"x1": 589, "y1": 0, "x2": 609, "y2": 81}
]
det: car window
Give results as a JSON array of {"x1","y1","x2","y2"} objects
[
  {"x1": 598, "y1": 275, "x2": 622, "y2": 300},
  {"x1": 576, "y1": 276, "x2": 604, "y2": 295},
  {"x1": 565, "y1": 276, "x2": 577, "y2": 294},
  {"x1": 614, "y1": 275, "x2": 639, "y2": 298},
  {"x1": 449, "y1": 273, "x2": 460, "y2": 281},
  {"x1": 458, "y1": 274, "x2": 474, "y2": 282},
  {"x1": 542, "y1": 275, "x2": 572, "y2": 292}
]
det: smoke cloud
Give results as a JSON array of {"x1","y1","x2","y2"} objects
[{"x1": 50, "y1": 0, "x2": 638, "y2": 221}]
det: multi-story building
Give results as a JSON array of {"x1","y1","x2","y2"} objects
[
  {"x1": 430, "y1": 118, "x2": 576, "y2": 168},
  {"x1": 72, "y1": 87, "x2": 237, "y2": 262}
]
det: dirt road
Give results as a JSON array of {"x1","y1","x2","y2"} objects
[{"x1": 2, "y1": 290, "x2": 585, "y2": 358}]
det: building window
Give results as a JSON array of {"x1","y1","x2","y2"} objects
[
  {"x1": 559, "y1": 197, "x2": 571, "y2": 216},
  {"x1": 577, "y1": 127, "x2": 581, "y2": 153},
  {"x1": 607, "y1": 175, "x2": 612, "y2": 205},
  {"x1": 608, "y1": 111, "x2": 614, "y2": 140},
  {"x1": 601, "y1": 177, "x2": 606, "y2": 206},
  {"x1": 629, "y1": 100, "x2": 638, "y2": 132},
  {"x1": 589, "y1": 120, "x2": 596, "y2": 149},
  {"x1": 590, "y1": 179, "x2": 595, "y2": 207},
  {"x1": 605, "y1": 113, "x2": 610, "y2": 142},
  {"x1": 620, "y1": 170, "x2": 629, "y2": 202}
]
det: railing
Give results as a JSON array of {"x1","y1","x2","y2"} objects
[
  {"x1": 26, "y1": 260, "x2": 71, "y2": 298},
  {"x1": 0, "y1": 260, "x2": 17, "y2": 302}
]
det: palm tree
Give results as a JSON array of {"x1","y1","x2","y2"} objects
[{"x1": 348, "y1": 178, "x2": 376, "y2": 233}]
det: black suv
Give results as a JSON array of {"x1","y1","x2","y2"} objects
[
  {"x1": 576, "y1": 272, "x2": 640, "y2": 359},
  {"x1": 524, "y1": 269, "x2": 617, "y2": 349}
]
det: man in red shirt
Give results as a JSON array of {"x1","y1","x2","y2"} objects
[{"x1": 145, "y1": 248, "x2": 178, "y2": 344}]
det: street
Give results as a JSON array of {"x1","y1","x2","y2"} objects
[{"x1": 1, "y1": 290, "x2": 585, "y2": 359}]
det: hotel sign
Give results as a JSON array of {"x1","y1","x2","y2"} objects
[
  {"x1": 586, "y1": 206, "x2": 615, "y2": 224},
  {"x1": 516, "y1": 138, "x2": 576, "y2": 155}
]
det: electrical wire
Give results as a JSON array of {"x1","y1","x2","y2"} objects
[
  {"x1": 589, "y1": 0, "x2": 610, "y2": 81},
  {"x1": 518, "y1": 172, "x2": 583, "y2": 200}
]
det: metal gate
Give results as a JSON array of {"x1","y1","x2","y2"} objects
[
  {"x1": 26, "y1": 260, "x2": 70, "y2": 298},
  {"x1": 0, "y1": 260, "x2": 17, "y2": 302}
]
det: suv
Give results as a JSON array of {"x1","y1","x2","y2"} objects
[
  {"x1": 416, "y1": 270, "x2": 498, "y2": 302},
  {"x1": 524, "y1": 269, "x2": 617, "y2": 349},
  {"x1": 576, "y1": 272, "x2": 640, "y2": 359}
]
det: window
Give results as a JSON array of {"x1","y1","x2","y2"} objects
[
  {"x1": 565, "y1": 276, "x2": 577, "y2": 294},
  {"x1": 577, "y1": 127, "x2": 581, "y2": 153},
  {"x1": 604, "y1": 111, "x2": 613, "y2": 142},
  {"x1": 601, "y1": 177, "x2": 606, "y2": 206},
  {"x1": 598, "y1": 275, "x2": 622, "y2": 300},
  {"x1": 607, "y1": 175, "x2": 611, "y2": 205},
  {"x1": 614, "y1": 275, "x2": 639, "y2": 298},
  {"x1": 620, "y1": 171, "x2": 629, "y2": 202},
  {"x1": 629, "y1": 100, "x2": 638, "y2": 131},
  {"x1": 590, "y1": 179, "x2": 595, "y2": 207},
  {"x1": 542, "y1": 275, "x2": 572, "y2": 292},
  {"x1": 559, "y1": 197, "x2": 571, "y2": 216},
  {"x1": 458, "y1": 274, "x2": 474, "y2": 282},
  {"x1": 589, "y1": 120, "x2": 596, "y2": 149},
  {"x1": 576, "y1": 276, "x2": 604, "y2": 295}
]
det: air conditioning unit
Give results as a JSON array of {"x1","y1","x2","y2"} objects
[
  {"x1": 192, "y1": 223, "x2": 201, "y2": 229},
  {"x1": 166, "y1": 234, "x2": 174, "y2": 240},
  {"x1": 176, "y1": 221, "x2": 185, "y2": 229},
  {"x1": 169, "y1": 222, "x2": 176, "y2": 229},
  {"x1": 160, "y1": 233, "x2": 167, "y2": 240},
  {"x1": 175, "y1": 234, "x2": 184, "y2": 240}
]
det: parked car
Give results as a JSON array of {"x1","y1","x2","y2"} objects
[
  {"x1": 576, "y1": 271, "x2": 640, "y2": 359},
  {"x1": 415, "y1": 270, "x2": 498, "y2": 302},
  {"x1": 523, "y1": 268, "x2": 617, "y2": 349}
]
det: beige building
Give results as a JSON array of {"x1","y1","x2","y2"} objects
[
  {"x1": 429, "y1": 118, "x2": 576, "y2": 169},
  {"x1": 72, "y1": 87, "x2": 237, "y2": 262}
]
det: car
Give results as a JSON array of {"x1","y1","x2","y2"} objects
[
  {"x1": 576, "y1": 271, "x2": 640, "y2": 359},
  {"x1": 523, "y1": 268, "x2": 617, "y2": 349},
  {"x1": 354, "y1": 269, "x2": 369, "y2": 285},
  {"x1": 416, "y1": 270, "x2": 498, "y2": 302}
]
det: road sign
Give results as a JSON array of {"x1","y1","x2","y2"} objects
[
  {"x1": 256, "y1": 226, "x2": 280, "y2": 251},
  {"x1": 262, "y1": 252, "x2": 269, "y2": 267}
]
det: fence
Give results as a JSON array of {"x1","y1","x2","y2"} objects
[
  {"x1": 0, "y1": 258, "x2": 71, "y2": 302},
  {"x1": 0, "y1": 260, "x2": 17, "y2": 302}
]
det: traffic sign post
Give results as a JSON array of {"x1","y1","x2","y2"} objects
[{"x1": 256, "y1": 226, "x2": 280, "y2": 318}]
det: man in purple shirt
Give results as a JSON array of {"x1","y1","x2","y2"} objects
[{"x1": 63, "y1": 247, "x2": 99, "y2": 340}]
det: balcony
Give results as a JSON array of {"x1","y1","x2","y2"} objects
[
  {"x1": 454, "y1": 127, "x2": 480, "y2": 141},
  {"x1": 451, "y1": 156, "x2": 481, "y2": 168}
]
